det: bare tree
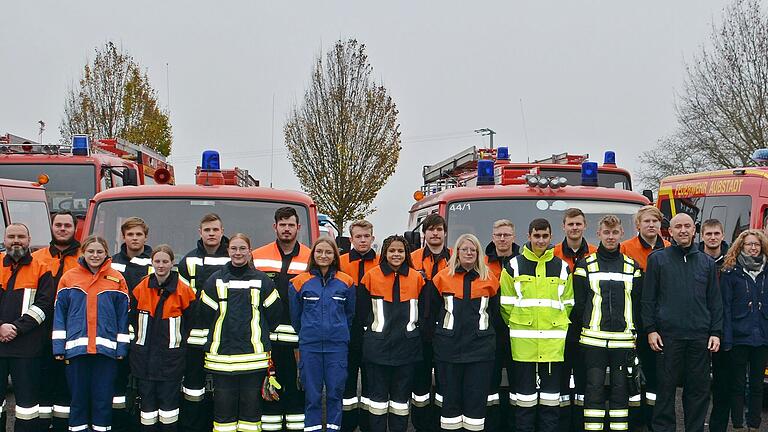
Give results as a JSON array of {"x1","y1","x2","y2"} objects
[
  {"x1": 639, "y1": 0, "x2": 768, "y2": 188},
  {"x1": 285, "y1": 39, "x2": 401, "y2": 232},
  {"x1": 60, "y1": 41, "x2": 172, "y2": 156}
]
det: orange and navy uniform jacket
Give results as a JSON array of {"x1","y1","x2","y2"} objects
[
  {"x1": 431, "y1": 266, "x2": 500, "y2": 363},
  {"x1": 340, "y1": 249, "x2": 378, "y2": 345},
  {"x1": 289, "y1": 268, "x2": 355, "y2": 353},
  {"x1": 620, "y1": 234, "x2": 671, "y2": 272},
  {"x1": 111, "y1": 244, "x2": 154, "y2": 292},
  {"x1": 252, "y1": 241, "x2": 311, "y2": 345},
  {"x1": 0, "y1": 252, "x2": 54, "y2": 357},
  {"x1": 188, "y1": 263, "x2": 282, "y2": 374},
  {"x1": 129, "y1": 271, "x2": 196, "y2": 381},
  {"x1": 411, "y1": 246, "x2": 451, "y2": 338},
  {"x1": 53, "y1": 258, "x2": 130, "y2": 360},
  {"x1": 553, "y1": 238, "x2": 598, "y2": 272},
  {"x1": 484, "y1": 241, "x2": 520, "y2": 278},
  {"x1": 358, "y1": 262, "x2": 425, "y2": 366},
  {"x1": 32, "y1": 240, "x2": 80, "y2": 287}
]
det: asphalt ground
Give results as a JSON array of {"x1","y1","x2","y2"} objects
[{"x1": 4, "y1": 389, "x2": 767, "y2": 431}]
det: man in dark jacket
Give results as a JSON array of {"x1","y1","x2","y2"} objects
[
  {"x1": 178, "y1": 213, "x2": 230, "y2": 432},
  {"x1": 641, "y1": 213, "x2": 723, "y2": 432}
]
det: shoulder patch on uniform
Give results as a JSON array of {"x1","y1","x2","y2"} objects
[
  {"x1": 105, "y1": 275, "x2": 121, "y2": 283},
  {"x1": 291, "y1": 272, "x2": 313, "y2": 291}
]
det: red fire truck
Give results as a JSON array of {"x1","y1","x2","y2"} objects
[
  {"x1": 83, "y1": 151, "x2": 319, "y2": 258},
  {"x1": 0, "y1": 178, "x2": 52, "y2": 250},
  {"x1": 0, "y1": 134, "x2": 174, "y2": 218},
  {"x1": 408, "y1": 146, "x2": 650, "y2": 247}
]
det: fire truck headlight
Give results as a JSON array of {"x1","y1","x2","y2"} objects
[{"x1": 537, "y1": 177, "x2": 549, "y2": 188}]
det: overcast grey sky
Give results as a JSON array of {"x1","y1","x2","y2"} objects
[{"x1": 1, "y1": 1, "x2": 738, "y2": 240}]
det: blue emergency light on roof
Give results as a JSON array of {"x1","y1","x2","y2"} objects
[
  {"x1": 72, "y1": 134, "x2": 89, "y2": 156},
  {"x1": 496, "y1": 146, "x2": 510, "y2": 161},
  {"x1": 476, "y1": 160, "x2": 495, "y2": 186},
  {"x1": 752, "y1": 148, "x2": 768, "y2": 164},
  {"x1": 581, "y1": 162, "x2": 598, "y2": 186},
  {"x1": 201, "y1": 150, "x2": 221, "y2": 172},
  {"x1": 604, "y1": 151, "x2": 616, "y2": 166}
]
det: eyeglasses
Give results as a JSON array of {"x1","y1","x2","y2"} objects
[
  {"x1": 228, "y1": 246, "x2": 250, "y2": 252},
  {"x1": 492, "y1": 233, "x2": 514, "y2": 239},
  {"x1": 458, "y1": 248, "x2": 478, "y2": 254},
  {"x1": 744, "y1": 242, "x2": 761, "y2": 248}
]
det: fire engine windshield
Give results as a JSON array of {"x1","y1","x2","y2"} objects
[
  {"x1": 0, "y1": 200, "x2": 52, "y2": 250},
  {"x1": 90, "y1": 198, "x2": 312, "y2": 260},
  {"x1": 1, "y1": 164, "x2": 95, "y2": 213},
  {"x1": 657, "y1": 194, "x2": 751, "y2": 243},
  {"x1": 445, "y1": 199, "x2": 643, "y2": 247}
]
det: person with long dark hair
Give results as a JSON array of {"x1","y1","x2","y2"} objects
[
  {"x1": 721, "y1": 229, "x2": 768, "y2": 431},
  {"x1": 359, "y1": 235, "x2": 425, "y2": 432},
  {"x1": 289, "y1": 236, "x2": 355, "y2": 432}
]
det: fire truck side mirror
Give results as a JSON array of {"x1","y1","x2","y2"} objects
[
  {"x1": 124, "y1": 169, "x2": 139, "y2": 186},
  {"x1": 642, "y1": 189, "x2": 654, "y2": 203},
  {"x1": 335, "y1": 236, "x2": 351, "y2": 255},
  {"x1": 404, "y1": 230, "x2": 422, "y2": 253}
]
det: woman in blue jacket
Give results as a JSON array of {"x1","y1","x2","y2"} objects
[
  {"x1": 289, "y1": 237, "x2": 355, "y2": 432},
  {"x1": 721, "y1": 229, "x2": 768, "y2": 431}
]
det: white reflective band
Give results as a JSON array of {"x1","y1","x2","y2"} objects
[
  {"x1": 237, "y1": 422, "x2": 262, "y2": 431},
  {"x1": 53, "y1": 405, "x2": 70, "y2": 414},
  {"x1": 285, "y1": 414, "x2": 305, "y2": 422},
  {"x1": 516, "y1": 393, "x2": 538, "y2": 402},
  {"x1": 609, "y1": 423, "x2": 629, "y2": 430},
  {"x1": 588, "y1": 272, "x2": 634, "y2": 283},
  {"x1": 182, "y1": 387, "x2": 205, "y2": 397},
  {"x1": 411, "y1": 393, "x2": 430, "y2": 402},
  {"x1": 112, "y1": 396, "x2": 126, "y2": 404},
  {"x1": 407, "y1": 299, "x2": 418, "y2": 332},
  {"x1": 52, "y1": 330, "x2": 67, "y2": 340},
  {"x1": 27, "y1": 305, "x2": 45, "y2": 324},
  {"x1": 304, "y1": 427, "x2": 323, "y2": 432},
  {"x1": 159, "y1": 408, "x2": 179, "y2": 419},
  {"x1": 500, "y1": 295, "x2": 517, "y2": 305},
  {"x1": 509, "y1": 329, "x2": 568, "y2": 338},
  {"x1": 342, "y1": 397, "x2": 359, "y2": 406},
  {"x1": 186, "y1": 257, "x2": 204, "y2": 267},
  {"x1": 95, "y1": 337, "x2": 117, "y2": 349},
  {"x1": 65, "y1": 337, "x2": 89, "y2": 350},
  {"x1": 111, "y1": 263, "x2": 127, "y2": 272},
  {"x1": 585, "y1": 423, "x2": 604, "y2": 431},
  {"x1": 629, "y1": 394, "x2": 642, "y2": 401},
  {"x1": 116, "y1": 333, "x2": 130, "y2": 343},
  {"x1": 264, "y1": 289, "x2": 279, "y2": 307},
  {"x1": 227, "y1": 279, "x2": 262, "y2": 289},
  {"x1": 501, "y1": 297, "x2": 565, "y2": 310},
  {"x1": 204, "y1": 257, "x2": 231, "y2": 265},
  {"x1": 130, "y1": 257, "x2": 152, "y2": 266},
  {"x1": 275, "y1": 324, "x2": 297, "y2": 334},
  {"x1": 645, "y1": 392, "x2": 657, "y2": 401},
  {"x1": 141, "y1": 410, "x2": 159, "y2": 425},
  {"x1": 190, "y1": 329, "x2": 209, "y2": 337},
  {"x1": 585, "y1": 409, "x2": 606, "y2": 417},
  {"x1": 214, "y1": 424, "x2": 238, "y2": 432},
  {"x1": 326, "y1": 425, "x2": 340, "y2": 431},
  {"x1": 15, "y1": 404, "x2": 39, "y2": 419},
  {"x1": 69, "y1": 426, "x2": 89, "y2": 432},
  {"x1": 389, "y1": 400, "x2": 409, "y2": 411},
  {"x1": 487, "y1": 393, "x2": 499, "y2": 402},
  {"x1": 463, "y1": 416, "x2": 484, "y2": 425},
  {"x1": 539, "y1": 392, "x2": 560, "y2": 401},
  {"x1": 91, "y1": 423, "x2": 110, "y2": 431},
  {"x1": 39, "y1": 406, "x2": 52, "y2": 415},
  {"x1": 609, "y1": 409, "x2": 629, "y2": 417},
  {"x1": 435, "y1": 393, "x2": 444, "y2": 402},
  {"x1": 263, "y1": 425, "x2": 282, "y2": 431},
  {"x1": 441, "y1": 416, "x2": 462, "y2": 424}
]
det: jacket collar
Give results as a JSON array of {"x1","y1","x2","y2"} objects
[
  {"x1": 485, "y1": 241, "x2": 519, "y2": 262},
  {"x1": 455, "y1": 265, "x2": 479, "y2": 280},
  {"x1": 309, "y1": 266, "x2": 338, "y2": 282},
  {"x1": 560, "y1": 238, "x2": 590, "y2": 258},
  {"x1": 118, "y1": 243, "x2": 152, "y2": 261},
  {"x1": 349, "y1": 248, "x2": 376, "y2": 262},
  {"x1": 597, "y1": 243, "x2": 622, "y2": 261},
  {"x1": 277, "y1": 240, "x2": 301, "y2": 260},
  {"x1": 77, "y1": 256, "x2": 113, "y2": 275},
  {"x1": 47, "y1": 240, "x2": 80, "y2": 258},
  {"x1": 423, "y1": 246, "x2": 450, "y2": 262},
  {"x1": 196, "y1": 236, "x2": 230, "y2": 258},
  {"x1": 698, "y1": 240, "x2": 729, "y2": 264},
  {"x1": 522, "y1": 244, "x2": 554, "y2": 263},
  {"x1": 2, "y1": 250, "x2": 32, "y2": 267},
  {"x1": 148, "y1": 271, "x2": 179, "y2": 293},
  {"x1": 380, "y1": 261, "x2": 410, "y2": 277},
  {"x1": 638, "y1": 234, "x2": 666, "y2": 251}
]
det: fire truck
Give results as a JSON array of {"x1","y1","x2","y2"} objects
[
  {"x1": 408, "y1": 146, "x2": 650, "y2": 248},
  {"x1": 83, "y1": 151, "x2": 319, "y2": 258},
  {"x1": 0, "y1": 134, "x2": 174, "y2": 219},
  {"x1": 0, "y1": 178, "x2": 52, "y2": 250}
]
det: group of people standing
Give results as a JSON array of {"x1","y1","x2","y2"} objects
[{"x1": 0, "y1": 203, "x2": 766, "y2": 432}]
